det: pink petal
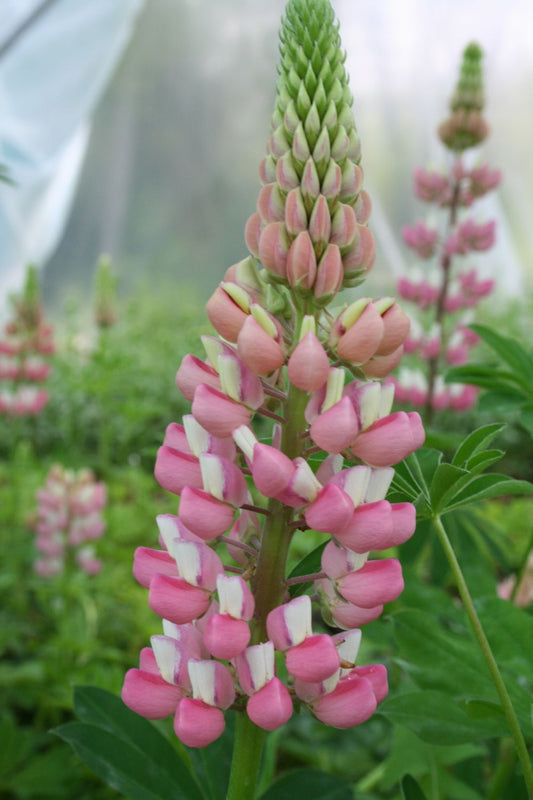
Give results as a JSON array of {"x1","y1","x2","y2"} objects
[
  {"x1": 175, "y1": 354, "x2": 221, "y2": 401},
  {"x1": 122, "y1": 669, "x2": 182, "y2": 719},
  {"x1": 304, "y1": 484, "x2": 354, "y2": 534},
  {"x1": 203, "y1": 614, "x2": 251, "y2": 659},
  {"x1": 149, "y1": 574, "x2": 211, "y2": 624},
  {"x1": 333, "y1": 501, "x2": 393, "y2": 553},
  {"x1": 154, "y1": 446, "x2": 202, "y2": 495},
  {"x1": 337, "y1": 559, "x2": 404, "y2": 607},
  {"x1": 310, "y1": 396, "x2": 360, "y2": 453},
  {"x1": 312, "y1": 676, "x2": 377, "y2": 728},
  {"x1": 351, "y1": 411, "x2": 420, "y2": 467},
  {"x1": 252, "y1": 443, "x2": 295, "y2": 497},
  {"x1": 178, "y1": 486, "x2": 236, "y2": 539},
  {"x1": 174, "y1": 698, "x2": 226, "y2": 748},
  {"x1": 246, "y1": 677, "x2": 293, "y2": 731},
  {"x1": 286, "y1": 634, "x2": 340, "y2": 682},
  {"x1": 351, "y1": 664, "x2": 388, "y2": 703},
  {"x1": 132, "y1": 547, "x2": 178, "y2": 588},
  {"x1": 337, "y1": 304, "x2": 385, "y2": 364},
  {"x1": 192, "y1": 384, "x2": 251, "y2": 439},
  {"x1": 237, "y1": 316, "x2": 285, "y2": 375},
  {"x1": 287, "y1": 332, "x2": 330, "y2": 392},
  {"x1": 206, "y1": 285, "x2": 249, "y2": 342}
]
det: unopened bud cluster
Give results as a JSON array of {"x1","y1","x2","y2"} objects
[
  {"x1": 122, "y1": 0, "x2": 424, "y2": 748},
  {"x1": 0, "y1": 267, "x2": 54, "y2": 415},
  {"x1": 395, "y1": 43, "x2": 500, "y2": 413},
  {"x1": 28, "y1": 465, "x2": 106, "y2": 577}
]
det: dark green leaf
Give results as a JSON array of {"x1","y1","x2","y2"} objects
[
  {"x1": 469, "y1": 324, "x2": 533, "y2": 390},
  {"x1": 444, "y1": 475, "x2": 533, "y2": 512},
  {"x1": 288, "y1": 542, "x2": 327, "y2": 597},
  {"x1": 187, "y1": 713, "x2": 234, "y2": 800},
  {"x1": 379, "y1": 691, "x2": 508, "y2": 744},
  {"x1": 451, "y1": 424, "x2": 505, "y2": 468},
  {"x1": 429, "y1": 464, "x2": 469, "y2": 513},
  {"x1": 463, "y1": 700, "x2": 505, "y2": 721},
  {"x1": 465, "y1": 450, "x2": 505, "y2": 475},
  {"x1": 55, "y1": 722, "x2": 204, "y2": 800},
  {"x1": 446, "y1": 365, "x2": 524, "y2": 392},
  {"x1": 401, "y1": 774, "x2": 428, "y2": 800},
  {"x1": 258, "y1": 769, "x2": 352, "y2": 800}
]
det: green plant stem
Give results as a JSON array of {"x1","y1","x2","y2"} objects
[
  {"x1": 226, "y1": 713, "x2": 267, "y2": 800},
  {"x1": 487, "y1": 739, "x2": 518, "y2": 800},
  {"x1": 226, "y1": 383, "x2": 308, "y2": 799},
  {"x1": 433, "y1": 514, "x2": 533, "y2": 796}
]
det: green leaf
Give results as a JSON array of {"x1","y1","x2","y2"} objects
[
  {"x1": 465, "y1": 449, "x2": 505, "y2": 475},
  {"x1": 55, "y1": 723, "x2": 204, "y2": 800},
  {"x1": 444, "y1": 474, "x2": 533, "y2": 512},
  {"x1": 187, "y1": 713, "x2": 234, "y2": 800},
  {"x1": 451, "y1": 423, "x2": 505, "y2": 468},
  {"x1": 463, "y1": 699, "x2": 505, "y2": 721},
  {"x1": 56, "y1": 687, "x2": 203, "y2": 800},
  {"x1": 519, "y1": 405, "x2": 533, "y2": 437},
  {"x1": 446, "y1": 365, "x2": 524, "y2": 392},
  {"x1": 429, "y1": 464, "x2": 470, "y2": 513},
  {"x1": 379, "y1": 691, "x2": 508, "y2": 744},
  {"x1": 258, "y1": 769, "x2": 352, "y2": 800},
  {"x1": 401, "y1": 774, "x2": 428, "y2": 800},
  {"x1": 470, "y1": 324, "x2": 533, "y2": 390},
  {"x1": 287, "y1": 542, "x2": 327, "y2": 597}
]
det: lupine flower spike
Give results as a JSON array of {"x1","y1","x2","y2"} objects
[
  {"x1": 122, "y1": 0, "x2": 424, "y2": 750},
  {"x1": 0, "y1": 266, "x2": 54, "y2": 415},
  {"x1": 28, "y1": 465, "x2": 106, "y2": 576},
  {"x1": 395, "y1": 43, "x2": 500, "y2": 420}
]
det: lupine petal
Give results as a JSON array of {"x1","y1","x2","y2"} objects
[
  {"x1": 246, "y1": 677, "x2": 293, "y2": 731},
  {"x1": 285, "y1": 634, "x2": 340, "y2": 682},
  {"x1": 174, "y1": 698, "x2": 225, "y2": 748}
]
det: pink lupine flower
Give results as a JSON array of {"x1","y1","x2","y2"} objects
[
  {"x1": 29, "y1": 465, "x2": 106, "y2": 577},
  {"x1": 413, "y1": 167, "x2": 450, "y2": 204},
  {"x1": 402, "y1": 221, "x2": 439, "y2": 259},
  {"x1": 122, "y1": 0, "x2": 424, "y2": 755}
]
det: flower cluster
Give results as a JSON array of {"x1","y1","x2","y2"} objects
[
  {"x1": 122, "y1": 0, "x2": 424, "y2": 748},
  {"x1": 0, "y1": 266, "x2": 54, "y2": 415},
  {"x1": 396, "y1": 43, "x2": 500, "y2": 417},
  {"x1": 28, "y1": 465, "x2": 106, "y2": 577}
]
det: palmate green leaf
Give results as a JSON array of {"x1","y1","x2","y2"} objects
[
  {"x1": 451, "y1": 423, "x2": 505, "y2": 468},
  {"x1": 444, "y1": 474, "x2": 533, "y2": 513},
  {"x1": 54, "y1": 687, "x2": 203, "y2": 800},
  {"x1": 288, "y1": 541, "x2": 327, "y2": 597},
  {"x1": 469, "y1": 324, "x2": 533, "y2": 390},
  {"x1": 429, "y1": 464, "x2": 470, "y2": 514},
  {"x1": 401, "y1": 774, "x2": 428, "y2": 800},
  {"x1": 379, "y1": 691, "x2": 508, "y2": 745},
  {"x1": 258, "y1": 769, "x2": 352, "y2": 800}
]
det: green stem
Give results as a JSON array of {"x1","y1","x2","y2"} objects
[
  {"x1": 433, "y1": 514, "x2": 533, "y2": 796},
  {"x1": 226, "y1": 713, "x2": 267, "y2": 800},
  {"x1": 226, "y1": 383, "x2": 309, "y2": 799},
  {"x1": 487, "y1": 739, "x2": 518, "y2": 800}
]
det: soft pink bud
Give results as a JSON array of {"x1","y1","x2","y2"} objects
[
  {"x1": 312, "y1": 675, "x2": 377, "y2": 729},
  {"x1": 285, "y1": 187, "x2": 308, "y2": 235},
  {"x1": 351, "y1": 664, "x2": 388, "y2": 703},
  {"x1": 342, "y1": 225, "x2": 376, "y2": 275},
  {"x1": 175, "y1": 355, "x2": 221, "y2": 402},
  {"x1": 287, "y1": 332, "x2": 329, "y2": 392},
  {"x1": 292, "y1": 123, "x2": 311, "y2": 163},
  {"x1": 269, "y1": 124, "x2": 291, "y2": 158},
  {"x1": 149, "y1": 575, "x2": 211, "y2": 624},
  {"x1": 259, "y1": 156, "x2": 277, "y2": 184},
  {"x1": 314, "y1": 244, "x2": 343, "y2": 300},
  {"x1": 192, "y1": 384, "x2": 251, "y2": 439},
  {"x1": 310, "y1": 396, "x2": 360, "y2": 453},
  {"x1": 237, "y1": 316, "x2": 285, "y2": 375},
  {"x1": 133, "y1": 547, "x2": 178, "y2": 588},
  {"x1": 376, "y1": 303, "x2": 411, "y2": 356},
  {"x1": 353, "y1": 190, "x2": 372, "y2": 224},
  {"x1": 330, "y1": 204, "x2": 357, "y2": 248},
  {"x1": 362, "y1": 345, "x2": 404, "y2": 378},
  {"x1": 257, "y1": 183, "x2": 286, "y2": 223},
  {"x1": 266, "y1": 595, "x2": 312, "y2": 650},
  {"x1": 309, "y1": 195, "x2": 331, "y2": 246},
  {"x1": 304, "y1": 483, "x2": 354, "y2": 534},
  {"x1": 286, "y1": 231, "x2": 317, "y2": 290},
  {"x1": 206, "y1": 285, "x2": 250, "y2": 342},
  {"x1": 203, "y1": 615, "x2": 251, "y2": 659},
  {"x1": 413, "y1": 167, "x2": 450, "y2": 204},
  {"x1": 337, "y1": 558, "x2": 404, "y2": 607},
  {"x1": 334, "y1": 303, "x2": 385, "y2": 364},
  {"x1": 251, "y1": 443, "x2": 295, "y2": 497},
  {"x1": 154, "y1": 446, "x2": 202, "y2": 496},
  {"x1": 285, "y1": 634, "x2": 340, "y2": 682},
  {"x1": 276, "y1": 151, "x2": 300, "y2": 190},
  {"x1": 258, "y1": 222, "x2": 290, "y2": 278},
  {"x1": 321, "y1": 159, "x2": 342, "y2": 199},
  {"x1": 246, "y1": 677, "x2": 293, "y2": 731},
  {"x1": 340, "y1": 162, "x2": 363, "y2": 200},
  {"x1": 300, "y1": 157, "x2": 320, "y2": 203},
  {"x1": 174, "y1": 698, "x2": 225, "y2": 748},
  {"x1": 178, "y1": 486, "x2": 236, "y2": 540},
  {"x1": 244, "y1": 212, "x2": 261, "y2": 257},
  {"x1": 351, "y1": 411, "x2": 425, "y2": 467},
  {"x1": 122, "y1": 669, "x2": 183, "y2": 720},
  {"x1": 402, "y1": 221, "x2": 439, "y2": 259}
]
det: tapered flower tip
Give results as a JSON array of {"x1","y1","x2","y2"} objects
[
  {"x1": 154, "y1": 446, "x2": 202, "y2": 496},
  {"x1": 206, "y1": 285, "x2": 250, "y2": 343},
  {"x1": 162, "y1": 422, "x2": 189, "y2": 451},
  {"x1": 310, "y1": 396, "x2": 360, "y2": 453},
  {"x1": 267, "y1": 595, "x2": 312, "y2": 651},
  {"x1": 287, "y1": 332, "x2": 330, "y2": 392},
  {"x1": 312, "y1": 675, "x2": 377, "y2": 729},
  {"x1": 237, "y1": 316, "x2": 285, "y2": 375},
  {"x1": 174, "y1": 698, "x2": 225, "y2": 748},
  {"x1": 244, "y1": 212, "x2": 262, "y2": 257},
  {"x1": 175, "y1": 354, "x2": 221, "y2": 401},
  {"x1": 351, "y1": 411, "x2": 424, "y2": 467},
  {"x1": 351, "y1": 664, "x2": 388, "y2": 703},
  {"x1": 389, "y1": 502, "x2": 416, "y2": 547},
  {"x1": 304, "y1": 483, "x2": 354, "y2": 534},
  {"x1": 337, "y1": 558, "x2": 404, "y2": 608},
  {"x1": 375, "y1": 302, "x2": 411, "y2": 356},
  {"x1": 252, "y1": 443, "x2": 295, "y2": 497},
  {"x1": 342, "y1": 225, "x2": 376, "y2": 277},
  {"x1": 122, "y1": 669, "x2": 183, "y2": 719},
  {"x1": 333, "y1": 500, "x2": 393, "y2": 553},
  {"x1": 192, "y1": 384, "x2": 251, "y2": 439},
  {"x1": 258, "y1": 221, "x2": 290, "y2": 279},
  {"x1": 362, "y1": 345, "x2": 403, "y2": 379},
  {"x1": 179, "y1": 486, "x2": 236, "y2": 540},
  {"x1": 132, "y1": 547, "x2": 177, "y2": 588},
  {"x1": 286, "y1": 634, "x2": 340, "y2": 682},
  {"x1": 321, "y1": 540, "x2": 368, "y2": 579},
  {"x1": 149, "y1": 574, "x2": 211, "y2": 624},
  {"x1": 287, "y1": 231, "x2": 317, "y2": 290},
  {"x1": 257, "y1": 182, "x2": 286, "y2": 223},
  {"x1": 203, "y1": 614, "x2": 251, "y2": 659},
  {"x1": 314, "y1": 244, "x2": 344, "y2": 301},
  {"x1": 235, "y1": 641, "x2": 275, "y2": 695},
  {"x1": 246, "y1": 677, "x2": 293, "y2": 731},
  {"x1": 335, "y1": 303, "x2": 385, "y2": 364}
]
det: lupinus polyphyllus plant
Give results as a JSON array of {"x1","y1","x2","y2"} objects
[
  {"x1": 0, "y1": 265, "x2": 54, "y2": 415},
  {"x1": 395, "y1": 43, "x2": 501, "y2": 422},
  {"x1": 122, "y1": 0, "x2": 424, "y2": 792},
  {"x1": 28, "y1": 465, "x2": 106, "y2": 577}
]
